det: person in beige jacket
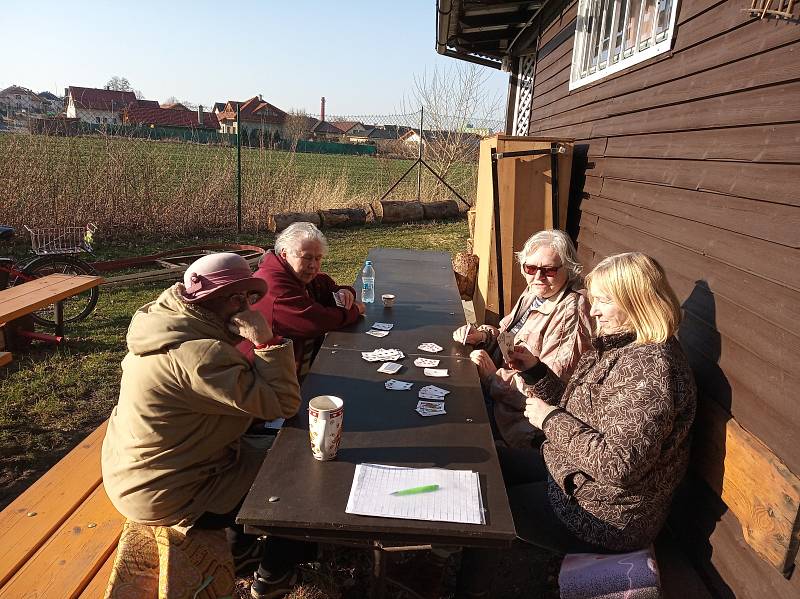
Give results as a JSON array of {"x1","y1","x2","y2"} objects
[
  {"x1": 454, "y1": 230, "x2": 593, "y2": 448},
  {"x1": 101, "y1": 252, "x2": 307, "y2": 598}
]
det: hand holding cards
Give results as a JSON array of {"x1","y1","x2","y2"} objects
[{"x1": 497, "y1": 331, "x2": 516, "y2": 364}]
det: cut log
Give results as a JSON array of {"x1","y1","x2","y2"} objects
[
  {"x1": 452, "y1": 252, "x2": 479, "y2": 300},
  {"x1": 373, "y1": 200, "x2": 424, "y2": 223},
  {"x1": 267, "y1": 211, "x2": 321, "y2": 233},
  {"x1": 422, "y1": 200, "x2": 460, "y2": 221},
  {"x1": 318, "y1": 208, "x2": 367, "y2": 228}
]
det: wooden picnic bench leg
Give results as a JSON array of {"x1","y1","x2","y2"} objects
[
  {"x1": 54, "y1": 300, "x2": 64, "y2": 337},
  {"x1": 370, "y1": 541, "x2": 388, "y2": 599}
]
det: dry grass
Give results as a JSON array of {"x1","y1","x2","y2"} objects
[{"x1": 0, "y1": 132, "x2": 477, "y2": 238}]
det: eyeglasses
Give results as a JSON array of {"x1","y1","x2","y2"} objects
[
  {"x1": 522, "y1": 263, "x2": 562, "y2": 277},
  {"x1": 229, "y1": 291, "x2": 263, "y2": 306}
]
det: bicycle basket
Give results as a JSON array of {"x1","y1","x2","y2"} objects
[{"x1": 24, "y1": 223, "x2": 98, "y2": 255}]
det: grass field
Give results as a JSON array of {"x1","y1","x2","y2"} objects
[
  {"x1": 0, "y1": 220, "x2": 559, "y2": 599},
  {"x1": 0, "y1": 132, "x2": 477, "y2": 237}
]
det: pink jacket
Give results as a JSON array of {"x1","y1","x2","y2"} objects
[{"x1": 483, "y1": 283, "x2": 593, "y2": 448}]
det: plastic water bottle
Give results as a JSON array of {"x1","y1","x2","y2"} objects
[{"x1": 361, "y1": 260, "x2": 375, "y2": 303}]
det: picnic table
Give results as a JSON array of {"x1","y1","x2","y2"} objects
[
  {"x1": 237, "y1": 248, "x2": 516, "y2": 596},
  {"x1": 0, "y1": 273, "x2": 104, "y2": 362}
]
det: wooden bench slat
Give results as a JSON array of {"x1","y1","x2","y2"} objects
[
  {"x1": 0, "y1": 422, "x2": 107, "y2": 587},
  {"x1": 0, "y1": 274, "x2": 104, "y2": 325},
  {"x1": 77, "y1": 549, "x2": 116, "y2": 599},
  {"x1": 0, "y1": 352, "x2": 10, "y2": 367},
  {"x1": 0, "y1": 485, "x2": 123, "y2": 599}
]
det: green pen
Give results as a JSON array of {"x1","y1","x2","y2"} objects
[{"x1": 390, "y1": 484, "x2": 440, "y2": 496}]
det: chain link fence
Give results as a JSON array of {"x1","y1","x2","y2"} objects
[{"x1": 0, "y1": 98, "x2": 503, "y2": 238}]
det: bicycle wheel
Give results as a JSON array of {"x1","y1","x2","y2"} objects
[{"x1": 20, "y1": 255, "x2": 100, "y2": 325}]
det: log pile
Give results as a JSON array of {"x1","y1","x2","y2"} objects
[{"x1": 267, "y1": 211, "x2": 321, "y2": 233}]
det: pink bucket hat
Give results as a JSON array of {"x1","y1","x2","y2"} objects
[{"x1": 178, "y1": 252, "x2": 266, "y2": 304}]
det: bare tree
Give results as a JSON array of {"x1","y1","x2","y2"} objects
[
  {"x1": 399, "y1": 63, "x2": 504, "y2": 202},
  {"x1": 105, "y1": 76, "x2": 144, "y2": 99},
  {"x1": 281, "y1": 109, "x2": 313, "y2": 149}
]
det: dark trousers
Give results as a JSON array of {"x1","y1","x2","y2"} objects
[
  {"x1": 458, "y1": 446, "x2": 609, "y2": 597},
  {"x1": 194, "y1": 501, "x2": 316, "y2": 578}
]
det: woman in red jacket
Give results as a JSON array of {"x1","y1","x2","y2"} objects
[{"x1": 243, "y1": 222, "x2": 364, "y2": 379}]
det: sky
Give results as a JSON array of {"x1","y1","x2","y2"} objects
[{"x1": 1, "y1": 0, "x2": 509, "y2": 124}]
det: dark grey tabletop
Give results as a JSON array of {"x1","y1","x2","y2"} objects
[{"x1": 237, "y1": 248, "x2": 516, "y2": 548}]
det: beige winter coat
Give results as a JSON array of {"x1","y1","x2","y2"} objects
[
  {"x1": 102, "y1": 285, "x2": 301, "y2": 527},
  {"x1": 482, "y1": 283, "x2": 593, "y2": 448}
]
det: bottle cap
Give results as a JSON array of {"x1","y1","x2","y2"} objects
[{"x1": 365, "y1": 260, "x2": 372, "y2": 265}]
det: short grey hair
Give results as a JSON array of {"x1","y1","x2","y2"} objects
[
  {"x1": 515, "y1": 229, "x2": 582, "y2": 282},
  {"x1": 274, "y1": 222, "x2": 329, "y2": 256}
]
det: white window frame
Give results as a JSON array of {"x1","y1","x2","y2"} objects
[{"x1": 569, "y1": 0, "x2": 680, "y2": 91}]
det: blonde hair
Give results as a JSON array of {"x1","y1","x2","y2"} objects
[
  {"x1": 515, "y1": 229, "x2": 582, "y2": 283},
  {"x1": 585, "y1": 252, "x2": 681, "y2": 344}
]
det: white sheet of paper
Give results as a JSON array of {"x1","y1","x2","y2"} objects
[
  {"x1": 346, "y1": 464, "x2": 485, "y2": 524},
  {"x1": 423, "y1": 368, "x2": 449, "y2": 377}
]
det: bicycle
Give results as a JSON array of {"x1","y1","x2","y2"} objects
[{"x1": 0, "y1": 223, "x2": 100, "y2": 327}]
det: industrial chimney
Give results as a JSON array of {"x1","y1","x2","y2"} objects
[{"x1": 320, "y1": 97, "x2": 325, "y2": 122}]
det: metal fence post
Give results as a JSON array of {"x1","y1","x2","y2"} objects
[
  {"x1": 416, "y1": 107, "x2": 423, "y2": 202},
  {"x1": 237, "y1": 103, "x2": 242, "y2": 233}
]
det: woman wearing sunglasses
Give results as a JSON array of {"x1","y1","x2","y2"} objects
[{"x1": 453, "y1": 229, "x2": 592, "y2": 448}]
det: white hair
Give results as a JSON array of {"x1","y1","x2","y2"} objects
[
  {"x1": 274, "y1": 222, "x2": 328, "y2": 256},
  {"x1": 515, "y1": 229, "x2": 582, "y2": 282}
]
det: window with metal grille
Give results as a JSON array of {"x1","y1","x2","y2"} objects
[{"x1": 570, "y1": 0, "x2": 679, "y2": 90}]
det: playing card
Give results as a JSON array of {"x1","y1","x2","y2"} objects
[
  {"x1": 366, "y1": 329, "x2": 390, "y2": 337},
  {"x1": 419, "y1": 389, "x2": 447, "y2": 400},
  {"x1": 423, "y1": 368, "x2": 449, "y2": 377},
  {"x1": 385, "y1": 379, "x2": 413, "y2": 390},
  {"x1": 420, "y1": 385, "x2": 449, "y2": 396},
  {"x1": 416, "y1": 400, "x2": 446, "y2": 414},
  {"x1": 461, "y1": 324, "x2": 473, "y2": 345},
  {"x1": 498, "y1": 331, "x2": 516, "y2": 363},
  {"x1": 413, "y1": 357, "x2": 440, "y2": 367},
  {"x1": 371, "y1": 322, "x2": 394, "y2": 331},
  {"x1": 377, "y1": 362, "x2": 402, "y2": 374},
  {"x1": 332, "y1": 291, "x2": 345, "y2": 308},
  {"x1": 417, "y1": 342, "x2": 443, "y2": 353}
]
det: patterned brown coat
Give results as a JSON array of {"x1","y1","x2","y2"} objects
[{"x1": 518, "y1": 332, "x2": 697, "y2": 551}]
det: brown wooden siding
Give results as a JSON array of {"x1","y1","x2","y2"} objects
[{"x1": 525, "y1": 1, "x2": 800, "y2": 595}]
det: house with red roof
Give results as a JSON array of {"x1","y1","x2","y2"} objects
[
  {"x1": 123, "y1": 101, "x2": 219, "y2": 131},
  {"x1": 215, "y1": 95, "x2": 286, "y2": 136},
  {"x1": 65, "y1": 86, "x2": 137, "y2": 125}
]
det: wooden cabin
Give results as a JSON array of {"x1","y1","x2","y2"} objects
[{"x1": 436, "y1": 1, "x2": 800, "y2": 597}]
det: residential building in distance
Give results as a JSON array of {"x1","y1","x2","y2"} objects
[
  {"x1": 310, "y1": 119, "x2": 345, "y2": 141},
  {"x1": 37, "y1": 91, "x2": 64, "y2": 115},
  {"x1": 123, "y1": 101, "x2": 219, "y2": 130},
  {"x1": 0, "y1": 85, "x2": 46, "y2": 116},
  {"x1": 215, "y1": 95, "x2": 286, "y2": 135},
  {"x1": 65, "y1": 86, "x2": 137, "y2": 124}
]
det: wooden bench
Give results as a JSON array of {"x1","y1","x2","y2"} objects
[
  {"x1": 0, "y1": 273, "x2": 103, "y2": 361},
  {"x1": 0, "y1": 421, "x2": 123, "y2": 598}
]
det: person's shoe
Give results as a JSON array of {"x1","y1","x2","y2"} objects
[
  {"x1": 232, "y1": 536, "x2": 265, "y2": 577},
  {"x1": 250, "y1": 569, "x2": 298, "y2": 599}
]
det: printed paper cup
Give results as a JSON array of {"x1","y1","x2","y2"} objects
[{"x1": 308, "y1": 395, "x2": 344, "y2": 461}]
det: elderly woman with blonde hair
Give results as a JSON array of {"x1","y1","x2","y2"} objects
[{"x1": 453, "y1": 229, "x2": 593, "y2": 448}]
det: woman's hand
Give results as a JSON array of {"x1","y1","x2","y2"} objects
[
  {"x1": 477, "y1": 324, "x2": 499, "y2": 338},
  {"x1": 470, "y1": 349, "x2": 497, "y2": 381},
  {"x1": 524, "y1": 394, "x2": 558, "y2": 429},
  {"x1": 228, "y1": 310, "x2": 274, "y2": 345},
  {"x1": 334, "y1": 288, "x2": 355, "y2": 309},
  {"x1": 453, "y1": 324, "x2": 484, "y2": 345},
  {"x1": 507, "y1": 343, "x2": 540, "y2": 372}
]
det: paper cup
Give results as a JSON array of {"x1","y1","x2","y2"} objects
[
  {"x1": 381, "y1": 293, "x2": 396, "y2": 307},
  {"x1": 308, "y1": 395, "x2": 344, "y2": 461}
]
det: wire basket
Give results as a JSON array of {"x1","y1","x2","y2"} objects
[{"x1": 24, "y1": 223, "x2": 97, "y2": 255}]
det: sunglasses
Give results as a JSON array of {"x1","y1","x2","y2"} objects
[
  {"x1": 229, "y1": 291, "x2": 263, "y2": 306},
  {"x1": 522, "y1": 263, "x2": 562, "y2": 277}
]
